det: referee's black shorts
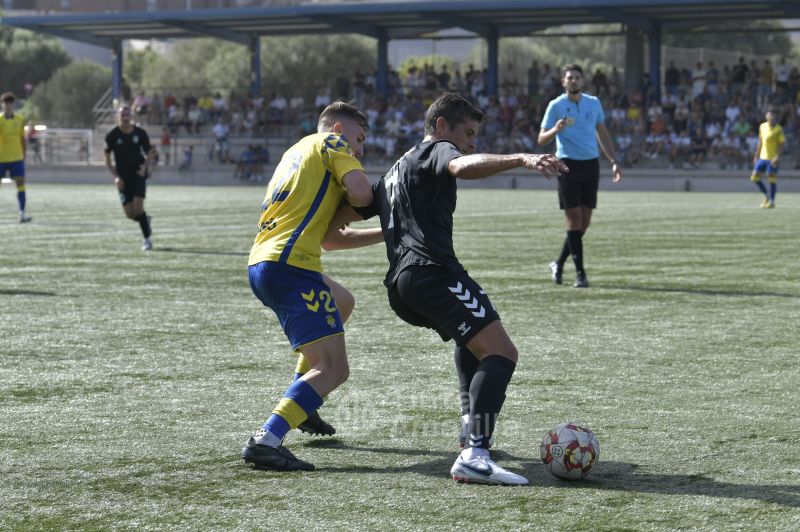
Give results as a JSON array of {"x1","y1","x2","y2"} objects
[
  {"x1": 387, "y1": 265, "x2": 500, "y2": 346},
  {"x1": 557, "y1": 158, "x2": 600, "y2": 210}
]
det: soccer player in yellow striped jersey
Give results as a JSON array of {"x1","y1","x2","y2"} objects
[
  {"x1": 0, "y1": 92, "x2": 31, "y2": 223},
  {"x1": 750, "y1": 109, "x2": 785, "y2": 208},
  {"x1": 242, "y1": 102, "x2": 383, "y2": 471}
]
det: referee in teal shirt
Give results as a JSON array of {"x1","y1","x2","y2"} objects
[{"x1": 538, "y1": 64, "x2": 622, "y2": 288}]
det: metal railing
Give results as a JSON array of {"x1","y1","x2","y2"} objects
[{"x1": 27, "y1": 128, "x2": 94, "y2": 165}]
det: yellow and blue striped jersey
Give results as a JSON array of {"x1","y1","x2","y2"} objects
[
  {"x1": 758, "y1": 121, "x2": 785, "y2": 160},
  {"x1": 0, "y1": 114, "x2": 25, "y2": 163},
  {"x1": 248, "y1": 132, "x2": 364, "y2": 272}
]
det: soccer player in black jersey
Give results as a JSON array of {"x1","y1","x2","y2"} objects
[
  {"x1": 104, "y1": 105, "x2": 158, "y2": 251},
  {"x1": 332, "y1": 93, "x2": 566, "y2": 485}
]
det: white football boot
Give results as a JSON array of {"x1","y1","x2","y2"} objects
[
  {"x1": 450, "y1": 450, "x2": 528, "y2": 486},
  {"x1": 142, "y1": 237, "x2": 153, "y2": 251}
]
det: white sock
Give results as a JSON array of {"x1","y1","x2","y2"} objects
[
  {"x1": 253, "y1": 428, "x2": 282, "y2": 448},
  {"x1": 461, "y1": 446, "x2": 489, "y2": 461}
]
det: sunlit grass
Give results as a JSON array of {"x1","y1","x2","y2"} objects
[{"x1": 1, "y1": 185, "x2": 798, "y2": 529}]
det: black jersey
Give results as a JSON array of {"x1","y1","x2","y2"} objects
[
  {"x1": 356, "y1": 139, "x2": 464, "y2": 287},
  {"x1": 104, "y1": 126, "x2": 152, "y2": 176}
]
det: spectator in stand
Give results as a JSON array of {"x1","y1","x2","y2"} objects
[
  {"x1": 723, "y1": 133, "x2": 744, "y2": 169},
  {"x1": 212, "y1": 92, "x2": 226, "y2": 121},
  {"x1": 165, "y1": 101, "x2": 179, "y2": 133},
  {"x1": 179, "y1": 145, "x2": 193, "y2": 172},
  {"x1": 731, "y1": 115, "x2": 752, "y2": 140},
  {"x1": 691, "y1": 62, "x2": 706, "y2": 99},
  {"x1": 688, "y1": 126, "x2": 709, "y2": 168},
  {"x1": 758, "y1": 59, "x2": 774, "y2": 108},
  {"x1": 438, "y1": 64, "x2": 452, "y2": 90},
  {"x1": 747, "y1": 60, "x2": 760, "y2": 105},
  {"x1": 230, "y1": 102, "x2": 245, "y2": 135},
  {"x1": 186, "y1": 104, "x2": 202, "y2": 134},
  {"x1": 243, "y1": 105, "x2": 258, "y2": 136},
  {"x1": 646, "y1": 100, "x2": 662, "y2": 124},
  {"x1": 527, "y1": 60, "x2": 541, "y2": 99},
  {"x1": 668, "y1": 130, "x2": 691, "y2": 169},
  {"x1": 724, "y1": 98, "x2": 741, "y2": 131},
  {"x1": 160, "y1": 126, "x2": 172, "y2": 165},
  {"x1": 742, "y1": 129, "x2": 759, "y2": 165},
  {"x1": 268, "y1": 93, "x2": 288, "y2": 126},
  {"x1": 314, "y1": 87, "x2": 331, "y2": 111},
  {"x1": 183, "y1": 93, "x2": 198, "y2": 116},
  {"x1": 673, "y1": 102, "x2": 690, "y2": 133},
  {"x1": 643, "y1": 115, "x2": 667, "y2": 160},
  {"x1": 540, "y1": 64, "x2": 555, "y2": 95},
  {"x1": 148, "y1": 93, "x2": 163, "y2": 125},
  {"x1": 787, "y1": 67, "x2": 800, "y2": 106},
  {"x1": 774, "y1": 57, "x2": 791, "y2": 92},
  {"x1": 591, "y1": 69, "x2": 609, "y2": 98},
  {"x1": 197, "y1": 93, "x2": 214, "y2": 124},
  {"x1": 235, "y1": 144, "x2": 255, "y2": 180},
  {"x1": 732, "y1": 57, "x2": 748, "y2": 96},
  {"x1": 706, "y1": 61, "x2": 720, "y2": 96},
  {"x1": 26, "y1": 122, "x2": 43, "y2": 164},
  {"x1": 664, "y1": 61, "x2": 680, "y2": 96},
  {"x1": 289, "y1": 93, "x2": 305, "y2": 122},
  {"x1": 133, "y1": 91, "x2": 150, "y2": 121},
  {"x1": 212, "y1": 118, "x2": 231, "y2": 163},
  {"x1": 298, "y1": 112, "x2": 315, "y2": 137}
]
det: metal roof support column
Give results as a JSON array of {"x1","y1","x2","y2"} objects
[
  {"x1": 250, "y1": 35, "x2": 262, "y2": 98},
  {"x1": 624, "y1": 27, "x2": 644, "y2": 95},
  {"x1": 376, "y1": 30, "x2": 389, "y2": 98},
  {"x1": 111, "y1": 38, "x2": 123, "y2": 105},
  {"x1": 486, "y1": 28, "x2": 498, "y2": 96},
  {"x1": 648, "y1": 24, "x2": 662, "y2": 105}
]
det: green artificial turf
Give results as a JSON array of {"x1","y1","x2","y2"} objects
[{"x1": 1, "y1": 184, "x2": 798, "y2": 529}]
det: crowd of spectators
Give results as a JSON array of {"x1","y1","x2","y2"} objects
[{"x1": 123, "y1": 54, "x2": 800, "y2": 170}]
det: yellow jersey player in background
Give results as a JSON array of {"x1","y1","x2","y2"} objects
[
  {"x1": 242, "y1": 102, "x2": 383, "y2": 471},
  {"x1": 0, "y1": 92, "x2": 31, "y2": 223},
  {"x1": 750, "y1": 108, "x2": 785, "y2": 209}
]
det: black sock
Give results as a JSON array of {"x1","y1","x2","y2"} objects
[
  {"x1": 454, "y1": 346, "x2": 479, "y2": 416},
  {"x1": 135, "y1": 212, "x2": 151, "y2": 238},
  {"x1": 466, "y1": 355, "x2": 516, "y2": 449},
  {"x1": 556, "y1": 236, "x2": 570, "y2": 267},
  {"x1": 566, "y1": 229, "x2": 584, "y2": 273}
]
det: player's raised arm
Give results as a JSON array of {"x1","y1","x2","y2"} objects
[{"x1": 448, "y1": 153, "x2": 567, "y2": 180}]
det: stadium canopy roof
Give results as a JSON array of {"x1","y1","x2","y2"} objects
[{"x1": 2, "y1": 0, "x2": 799, "y2": 48}]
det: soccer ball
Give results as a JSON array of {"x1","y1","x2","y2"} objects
[{"x1": 540, "y1": 422, "x2": 600, "y2": 480}]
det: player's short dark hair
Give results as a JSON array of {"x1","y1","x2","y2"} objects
[
  {"x1": 562, "y1": 64, "x2": 584, "y2": 78},
  {"x1": 424, "y1": 93, "x2": 484, "y2": 135},
  {"x1": 318, "y1": 101, "x2": 369, "y2": 132},
  {"x1": 1, "y1": 92, "x2": 16, "y2": 103}
]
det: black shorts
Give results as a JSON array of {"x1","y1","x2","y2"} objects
[
  {"x1": 118, "y1": 175, "x2": 146, "y2": 205},
  {"x1": 557, "y1": 158, "x2": 599, "y2": 210},
  {"x1": 387, "y1": 265, "x2": 500, "y2": 346}
]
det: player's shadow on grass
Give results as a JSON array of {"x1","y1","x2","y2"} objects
[
  {"x1": 0, "y1": 288, "x2": 57, "y2": 296},
  {"x1": 609, "y1": 285, "x2": 800, "y2": 299},
  {"x1": 304, "y1": 440, "x2": 522, "y2": 481},
  {"x1": 305, "y1": 442, "x2": 799, "y2": 507},
  {"x1": 518, "y1": 460, "x2": 800, "y2": 508},
  {"x1": 156, "y1": 247, "x2": 248, "y2": 257}
]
